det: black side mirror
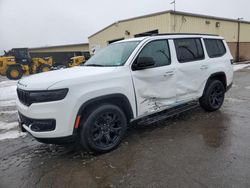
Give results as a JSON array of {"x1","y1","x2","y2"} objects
[{"x1": 132, "y1": 56, "x2": 155, "y2": 70}]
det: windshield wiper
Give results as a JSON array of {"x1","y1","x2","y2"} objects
[{"x1": 84, "y1": 64, "x2": 105, "y2": 67}]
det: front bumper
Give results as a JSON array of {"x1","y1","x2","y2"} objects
[{"x1": 16, "y1": 96, "x2": 77, "y2": 139}]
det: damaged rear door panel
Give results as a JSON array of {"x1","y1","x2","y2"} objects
[{"x1": 173, "y1": 38, "x2": 209, "y2": 102}]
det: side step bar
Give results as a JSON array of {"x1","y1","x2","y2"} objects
[{"x1": 131, "y1": 101, "x2": 199, "y2": 126}]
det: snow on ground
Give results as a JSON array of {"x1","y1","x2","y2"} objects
[
  {"x1": 0, "y1": 130, "x2": 26, "y2": 141},
  {"x1": 0, "y1": 100, "x2": 16, "y2": 107},
  {"x1": 233, "y1": 64, "x2": 250, "y2": 71},
  {"x1": 0, "y1": 110, "x2": 18, "y2": 114},
  {"x1": 0, "y1": 85, "x2": 17, "y2": 101},
  {"x1": 0, "y1": 77, "x2": 26, "y2": 140},
  {"x1": 0, "y1": 121, "x2": 18, "y2": 130}
]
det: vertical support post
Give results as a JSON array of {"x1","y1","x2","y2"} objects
[
  {"x1": 171, "y1": 0, "x2": 176, "y2": 32},
  {"x1": 236, "y1": 18, "x2": 243, "y2": 62}
]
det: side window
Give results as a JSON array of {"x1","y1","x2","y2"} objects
[
  {"x1": 204, "y1": 39, "x2": 226, "y2": 58},
  {"x1": 174, "y1": 38, "x2": 204, "y2": 63},
  {"x1": 137, "y1": 40, "x2": 171, "y2": 67}
]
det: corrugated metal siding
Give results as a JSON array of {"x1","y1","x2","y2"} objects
[
  {"x1": 89, "y1": 13, "x2": 171, "y2": 52},
  {"x1": 88, "y1": 12, "x2": 250, "y2": 54},
  {"x1": 240, "y1": 23, "x2": 250, "y2": 42},
  {"x1": 170, "y1": 14, "x2": 239, "y2": 42},
  {"x1": 29, "y1": 44, "x2": 89, "y2": 53}
]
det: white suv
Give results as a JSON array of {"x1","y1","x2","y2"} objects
[{"x1": 17, "y1": 34, "x2": 233, "y2": 153}]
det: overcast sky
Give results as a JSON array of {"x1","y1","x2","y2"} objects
[{"x1": 0, "y1": 0, "x2": 249, "y2": 54}]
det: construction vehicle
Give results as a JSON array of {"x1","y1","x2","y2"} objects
[
  {"x1": 68, "y1": 56, "x2": 86, "y2": 67},
  {"x1": 0, "y1": 48, "x2": 53, "y2": 80}
]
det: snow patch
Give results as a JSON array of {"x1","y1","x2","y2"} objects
[
  {"x1": 0, "y1": 80, "x2": 18, "y2": 87},
  {"x1": 0, "y1": 110, "x2": 17, "y2": 114},
  {"x1": 0, "y1": 85, "x2": 17, "y2": 101},
  {"x1": 0, "y1": 79, "x2": 18, "y2": 104},
  {"x1": 0, "y1": 130, "x2": 26, "y2": 141},
  {"x1": 233, "y1": 64, "x2": 250, "y2": 71},
  {"x1": 0, "y1": 121, "x2": 18, "y2": 130},
  {"x1": 0, "y1": 100, "x2": 16, "y2": 107}
]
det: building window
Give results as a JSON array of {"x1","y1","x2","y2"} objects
[
  {"x1": 134, "y1": 30, "x2": 159, "y2": 37},
  {"x1": 108, "y1": 38, "x2": 124, "y2": 44}
]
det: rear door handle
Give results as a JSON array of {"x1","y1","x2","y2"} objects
[{"x1": 200, "y1": 65, "x2": 208, "y2": 70}]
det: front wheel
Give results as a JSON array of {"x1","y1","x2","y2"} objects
[
  {"x1": 36, "y1": 64, "x2": 51, "y2": 73},
  {"x1": 6, "y1": 65, "x2": 24, "y2": 80},
  {"x1": 79, "y1": 104, "x2": 127, "y2": 153},
  {"x1": 199, "y1": 80, "x2": 225, "y2": 112}
]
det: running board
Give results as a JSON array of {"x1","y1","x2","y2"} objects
[{"x1": 131, "y1": 101, "x2": 199, "y2": 126}]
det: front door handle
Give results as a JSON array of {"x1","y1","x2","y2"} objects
[
  {"x1": 200, "y1": 65, "x2": 208, "y2": 70},
  {"x1": 164, "y1": 71, "x2": 174, "y2": 77}
]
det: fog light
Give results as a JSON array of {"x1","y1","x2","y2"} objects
[{"x1": 30, "y1": 120, "x2": 56, "y2": 132}]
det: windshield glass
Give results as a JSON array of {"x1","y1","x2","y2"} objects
[{"x1": 84, "y1": 41, "x2": 140, "y2": 67}]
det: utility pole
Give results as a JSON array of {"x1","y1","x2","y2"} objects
[
  {"x1": 237, "y1": 17, "x2": 243, "y2": 62},
  {"x1": 171, "y1": 0, "x2": 176, "y2": 32}
]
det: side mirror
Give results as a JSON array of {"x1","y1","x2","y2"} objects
[{"x1": 132, "y1": 56, "x2": 155, "y2": 70}]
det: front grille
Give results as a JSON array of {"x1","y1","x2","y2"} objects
[{"x1": 17, "y1": 89, "x2": 31, "y2": 106}]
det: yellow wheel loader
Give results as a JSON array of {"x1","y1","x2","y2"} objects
[
  {"x1": 0, "y1": 48, "x2": 53, "y2": 80},
  {"x1": 68, "y1": 56, "x2": 86, "y2": 67}
]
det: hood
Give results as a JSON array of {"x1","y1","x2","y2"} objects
[{"x1": 17, "y1": 66, "x2": 117, "y2": 90}]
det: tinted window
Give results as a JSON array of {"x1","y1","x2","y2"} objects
[
  {"x1": 137, "y1": 40, "x2": 171, "y2": 67},
  {"x1": 174, "y1": 38, "x2": 204, "y2": 63},
  {"x1": 85, "y1": 41, "x2": 139, "y2": 66},
  {"x1": 204, "y1": 39, "x2": 226, "y2": 58}
]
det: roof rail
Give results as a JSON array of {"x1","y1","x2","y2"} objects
[{"x1": 151, "y1": 33, "x2": 219, "y2": 37}]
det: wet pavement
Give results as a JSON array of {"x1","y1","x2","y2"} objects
[{"x1": 1, "y1": 69, "x2": 250, "y2": 188}]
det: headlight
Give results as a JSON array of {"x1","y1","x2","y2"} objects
[
  {"x1": 17, "y1": 88, "x2": 68, "y2": 106},
  {"x1": 8, "y1": 58, "x2": 15, "y2": 62}
]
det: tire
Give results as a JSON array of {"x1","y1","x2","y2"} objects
[
  {"x1": 79, "y1": 104, "x2": 127, "y2": 153},
  {"x1": 36, "y1": 64, "x2": 51, "y2": 73},
  {"x1": 199, "y1": 79, "x2": 225, "y2": 112},
  {"x1": 6, "y1": 65, "x2": 24, "y2": 80}
]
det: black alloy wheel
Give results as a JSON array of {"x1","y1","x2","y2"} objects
[
  {"x1": 80, "y1": 104, "x2": 127, "y2": 153},
  {"x1": 209, "y1": 83, "x2": 224, "y2": 109},
  {"x1": 200, "y1": 79, "x2": 225, "y2": 112},
  {"x1": 91, "y1": 112, "x2": 123, "y2": 148}
]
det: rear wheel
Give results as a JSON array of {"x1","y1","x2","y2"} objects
[
  {"x1": 199, "y1": 80, "x2": 225, "y2": 112},
  {"x1": 37, "y1": 64, "x2": 51, "y2": 73},
  {"x1": 79, "y1": 104, "x2": 127, "y2": 153},
  {"x1": 6, "y1": 65, "x2": 24, "y2": 80}
]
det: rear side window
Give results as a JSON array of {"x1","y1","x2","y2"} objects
[
  {"x1": 204, "y1": 39, "x2": 226, "y2": 58},
  {"x1": 174, "y1": 38, "x2": 204, "y2": 63}
]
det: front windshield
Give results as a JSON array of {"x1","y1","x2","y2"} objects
[{"x1": 85, "y1": 41, "x2": 140, "y2": 67}]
